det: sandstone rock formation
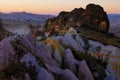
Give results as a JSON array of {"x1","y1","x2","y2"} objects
[
  {"x1": 0, "y1": 27, "x2": 120, "y2": 80},
  {"x1": 45, "y1": 4, "x2": 109, "y2": 35}
]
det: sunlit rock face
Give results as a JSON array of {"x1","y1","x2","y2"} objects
[
  {"x1": 45, "y1": 4, "x2": 109, "y2": 35},
  {"x1": 43, "y1": 38, "x2": 65, "y2": 66}
]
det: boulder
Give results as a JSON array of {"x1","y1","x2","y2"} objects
[
  {"x1": 43, "y1": 38, "x2": 65, "y2": 66},
  {"x1": 64, "y1": 33, "x2": 85, "y2": 52},
  {"x1": 25, "y1": 33, "x2": 36, "y2": 47},
  {"x1": 24, "y1": 73, "x2": 31, "y2": 80},
  {"x1": 0, "y1": 36, "x2": 15, "y2": 70},
  {"x1": 45, "y1": 64, "x2": 79, "y2": 80},
  {"x1": 83, "y1": 4, "x2": 109, "y2": 32},
  {"x1": 14, "y1": 35, "x2": 60, "y2": 69},
  {"x1": 75, "y1": 34, "x2": 85, "y2": 48},
  {"x1": 20, "y1": 52, "x2": 41, "y2": 70},
  {"x1": 60, "y1": 69, "x2": 79, "y2": 80},
  {"x1": 53, "y1": 48, "x2": 63, "y2": 66},
  {"x1": 77, "y1": 60, "x2": 94, "y2": 80},
  {"x1": 64, "y1": 49, "x2": 77, "y2": 74},
  {"x1": 36, "y1": 68, "x2": 54, "y2": 80},
  {"x1": 54, "y1": 36, "x2": 69, "y2": 47}
]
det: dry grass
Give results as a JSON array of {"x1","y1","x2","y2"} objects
[{"x1": 43, "y1": 38, "x2": 65, "y2": 57}]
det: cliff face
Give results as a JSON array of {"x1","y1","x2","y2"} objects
[{"x1": 45, "y1": 4, "x2": 109, "y2": 34}]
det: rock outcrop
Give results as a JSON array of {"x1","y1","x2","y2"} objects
[
  {"x1": 0, "y1": 32, "x2": 110, "y2": 80},
  {"x1": 0, "y1": 34, "x2": 94, "y2": 80},
  {"x1": 0, "y1": 4, "x2": 119, "y2": 80},
  {"x1": 45, "y1": 4, "x2": 109, "y2": 35},
  {"x1": 0, "y1": 27, "x2": 120, "y2": 80}
]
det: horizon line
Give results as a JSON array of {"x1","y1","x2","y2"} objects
[{"x1": 0, "y1": 11, "x2": 120, "y2": 16}]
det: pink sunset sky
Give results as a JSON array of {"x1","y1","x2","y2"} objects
[{"x1": 0, "y1": 0, "x2": 119, "y2": 15}]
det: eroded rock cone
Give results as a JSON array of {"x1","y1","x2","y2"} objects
[
  {"x1": 0, "y1": 30, "x2": 119, "y2": 80},
  {"x1": 45, "y1": 3, "x2": 109, "y2": 35}
]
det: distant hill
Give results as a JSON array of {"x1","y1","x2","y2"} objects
[
  {"x1": 108, "y1": 14, "x2": 120, "y2": 37},
  {"x1": 108, "y1": 14, "x2": 120, "y2": 26},
  {"x1": 108, "y1": 14, "x2": 120, "y2": 19},
  {"x1": 0, "y1": 12, "x2": 54, "y2": 35},
  {"x1": 0, "y1": 12, "x2": 54, "y2": 25}
]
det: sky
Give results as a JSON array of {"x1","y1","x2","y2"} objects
[{"x1": 0, "y1": 0, "x2": 120, "y2": 15}]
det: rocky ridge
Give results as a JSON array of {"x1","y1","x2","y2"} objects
[
  {"x1": 45, "y1": 4, "x2": 109, "y2": 34},
  {"x1": 0, "y1": 12, "x2": 54, "y2": 25}
]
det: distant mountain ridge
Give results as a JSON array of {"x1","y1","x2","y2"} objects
[
  {"x1": 108, "y1": 14, "x2": 120, "y2": 18},
  {"x1": 0, "y1": 12, "x2": 54, "y2": 25},
  {"x1": 108, "y1": 14, "x2": 120, "y2": 22},
  {"x1": 108, "y1": 14, "x2": 120, "y2": 37},
  {"x1": 0, "y1": 12, "x2": 54, "y2": 19}
]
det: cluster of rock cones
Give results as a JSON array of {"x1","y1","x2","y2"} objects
[{"x1": 0, "y1": 3, "x2": 120, "y2": 80}]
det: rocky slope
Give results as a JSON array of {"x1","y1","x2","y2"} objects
[
  {"x1": 45, "y1": 4, "x2": 109, "y2": 34},
  {"x1": 0, "y1": 31, "x2": 106, "y2": 80},
  {"x1": 0, "y1": 27, "x2": 120, "y2": 80},
  {"x1": 0, "y1": 3, "x2": 120, "y2": 80}
]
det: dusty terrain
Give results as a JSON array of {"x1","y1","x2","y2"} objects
[{"x1": 2, "y1": 20, "x2": 31, "y2": 35}]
